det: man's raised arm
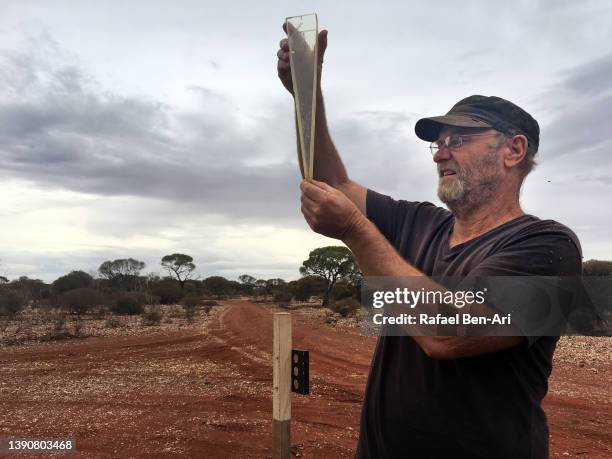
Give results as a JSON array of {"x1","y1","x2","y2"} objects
[{"x1": 277, "y1": 25, "x2": 367, "y2": 214}]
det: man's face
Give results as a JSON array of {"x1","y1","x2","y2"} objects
[{"x1": 433, "y1": 127, "x2": 505, "y2": 211}]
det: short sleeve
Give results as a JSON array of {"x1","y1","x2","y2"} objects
[
  {"x1": 469, "y1": 227, "x2": 582, "y2": 277},
  {"x1": 463, "y1": 228, "x2": 582, "y2": 347}
]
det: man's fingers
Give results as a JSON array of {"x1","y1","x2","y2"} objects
[
  {"x1": 285, "y1": 20, "x2": 298, "y2": 36},
  {"x1": 300, "y1": 179, "x2": 339, "y2": 203},
  {"x1": 301, "y1": 191, "x2": 318, "y2": 210},
  {"x1": 318, "y1": 30, "x2": 328, "y2": 60},
  {"x1": 301, "y1": 204, "x2": 314, "y2": 220},
  {"x1": 284, "y1": 20, "x2": 310, "y2": 53},
  {"x1": 277, "y1": 48, "x2": 289, "y2": 61},
  {"x1": 301, "y1": 203, "x2": 317, "y2": 230},
  {"x1": 300, "y1": 180, "x2": 327, "y2": 201},
  {"x1": 308, "y1": 178, "x2": 335, "y2": 193},
  {"x1": 278, "y1": 60, "x2": 290, "y2": 72}
]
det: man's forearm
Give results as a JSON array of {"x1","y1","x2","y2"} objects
[{"x1": 344, "y1": 217, "x2": 422, "y2": 277}]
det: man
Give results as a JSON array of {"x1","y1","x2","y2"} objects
[{"x1": 277, "y1": 27, "x2": 582, "y2": 458}]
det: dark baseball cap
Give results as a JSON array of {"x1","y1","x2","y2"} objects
[{"x1": 415, "y1": 95, "x2": 540, "y2": 151}]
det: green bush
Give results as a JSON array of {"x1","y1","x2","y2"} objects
[
  {"x1": 183, "y1": 305, "x2": 196, "y2": 323},
  {"x1": 151, "y1": 281, "x2": 183, "y2": 304},
  {"x1": 273, "y1": 291, "x2": 293, "y2": 303},
  {"x1": 60, "y1": 288, "x2": 100, "y2": 315},
  {"x1": 328, "y1": 298, "x2": 361, "y2": 317},
  {"x1": 181, "y1": 295, "x2": 200, "y2": 323},
  {"x1": 0, "y1": 290, "x2": 25, "y2": 317},
  {"x1": 331, "y1": 283, "x2": 357, "y2": 301},
  {"x1": 141, "y1": 307, "x2": 162, "y2": 326},
  {"x1": 324, "y1": 314, "x2": 338, "y2": 326},
  {"x1": 112, "y1": 293, "x2": 145, "y2": 315},
  {"x1": 290, "y1": 276, "x2": 328, "y2": 301},
  {"x1": 52, "y1": 271, "x2": 94, "y2": 295},
  {"x1": 181, "y1": 295, "x2": 200, "y2": 308},
  {"x1": 201, "y1": 300, "x2": 218, "y2": 306}
]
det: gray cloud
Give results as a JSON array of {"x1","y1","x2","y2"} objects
[
  {"x1": 0, "y1": 40, "x2": 303, "y2": 223},
  {"x1": 2, "y1": 2, "x2": 611, "y2": 283},
  {"x1": 0, "y1": 36, "x2": 438, "y2": 227},
  {"x1": 520, "y1": 51, "x2": 612, "y2": 260},
  {"x1": 540, "y1": 53, "x2": 612, "y2": 159},
  {"x1": 563, "y1": 52, "x2": 612, "y2": 97},
  {"x1": 331, "y1": 110, "x2": 436, "y2": 199}
]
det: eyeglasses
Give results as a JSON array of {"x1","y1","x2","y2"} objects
[{"x1": 429, "y1": 132, "x2": 501, "y2": 155}]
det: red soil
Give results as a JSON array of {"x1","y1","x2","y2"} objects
[{"x1": 0, "y1": 300, "x2": 609, "y2": 458}]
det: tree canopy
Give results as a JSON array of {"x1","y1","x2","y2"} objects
[
  {"x1": 583, "y1": 259, "x2": 612, "y2": 276},
  {"x1": 98, "y1": 258, "x2": 145, "y2": 290},
  {"x1": 299, "y1": 246, "x2": 359, "y2": 306},
  {"x1": 203, "y1": 276, "x2": 239, "y2": 297},
  {"x1": 52, "y1": 270, "x2": 94, "y2": 294},
  {"x1": 161, "y1": 253, "x2": 196, "y2": 288},
  {"x1": 238, "y1": 274, "x2": 256, "y2": 286}
]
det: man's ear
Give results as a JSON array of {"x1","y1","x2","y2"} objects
[{"x1": 503, "y1": 134, "x2": 528, "y2": 169}]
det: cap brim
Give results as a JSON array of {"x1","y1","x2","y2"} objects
[{"x1": 415, "y1": 114, "x2": 494, "y2": 142}]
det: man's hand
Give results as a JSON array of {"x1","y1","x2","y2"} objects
[
  {"x1": 300, "y1": 179, "x2": 366, "y2": 240},
  {"x1": 277, "y1": 24, "x2": 328, "y2": 95}
]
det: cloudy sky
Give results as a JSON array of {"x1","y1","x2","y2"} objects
[{"x1": 1, "y1": 0, "x2": 611, "y2": 283}]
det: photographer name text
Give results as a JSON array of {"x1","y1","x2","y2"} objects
[{"x1": 371, "y1": 312, "x2": 512, "y2": 326}]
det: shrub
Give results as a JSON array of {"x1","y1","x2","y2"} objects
[
  {"x1": 202, "y1": 276, "x2": 235, "y2": 297},
  {"x1": 105, "y1": 316, "x2": 123, "y2": 328},
  {"x1": 141, "y1": 307, "x2": 162, "y2": 326},
  {"x1": 201, "y1": 300, "x2": 218, "y2": 306},
  {"x1": 583, "y1": 259, "x2": 612, "y2": 276},
  {"x1": 181, "y1": 295, "x2": 199, "y2": 323},
  {"x1": 147, "y1": 295, "x2": 161, "y2": 305},
  {"x1": 52, "y1": 271, "x2": 94, "y2": 295},
  {"x1": 328, "y1": 298, "x2": 361, "y2": 317},
  {"x1": 40, "y1": 312, "x2": 71, "y2": 341},
  {"x1": 181, "y1": 295, "x2": 200, "y2": 308},
  {"x1": 0, "y1": 290, "x2": 25, "y2": 317},
  {"x1": 290, "y1": 276, "x2": 328, "y2": 302},
  {"x1": 331, "y1": 283, "x2": 357, "y2": 301},
  {"x1": 324, "y1": 314, "x2": 338, "y2": 326},
  {"x1": 72, "y1": 316, "x2": 85, "y2": 337},
  {"x1": 60, "y1": 288, "x2": 100, "y2": 315},
  {"x1": 92, "y1": 305, "x2": 109, "y2": 320},
  {"x1": 151, "y1": 281, "x2": 183, "y2": 304},
  {"x1": 53, "y1": 312, "x2": 68, "y2": 333},
  {"x1": 184, "y1": 304, "x2": 196, "y2": 323},
  {"x1": 273, "y1": 291, "x2": 293, "y2": 303},
  {"x1": 112, "y1": 293, "x2": 145, "y2": 315}
]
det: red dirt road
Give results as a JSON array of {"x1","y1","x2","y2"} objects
[{"x1": 0, "y1": 300, "x2": 610, "y2": 458}]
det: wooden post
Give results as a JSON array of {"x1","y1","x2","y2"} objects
[{"x1": 273, "y1": 313, "x2": 291, "y2": 459}]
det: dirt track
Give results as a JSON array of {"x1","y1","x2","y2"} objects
[{"x1": 0, "y1": 300, "x2": 610, "y2": 458}]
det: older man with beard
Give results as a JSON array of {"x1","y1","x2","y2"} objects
[{"x1": 278, "y1": 29, "x2": 581, "y2": 459}]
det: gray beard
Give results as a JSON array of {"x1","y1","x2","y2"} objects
[{"x1": 437, "y1": 154, "x2": 500, "y2": 217}]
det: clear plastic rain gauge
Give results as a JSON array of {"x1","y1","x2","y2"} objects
[{"x1": 286, "y1": 14, "x2": 318, "y2": 179}]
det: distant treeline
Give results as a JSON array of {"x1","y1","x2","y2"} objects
[
  {"x1": 2, "y1": 254, "x2": 609, "y2": 319},
  {"x1": 0, "y1": 247, "x2": 362, "y2": 318}
]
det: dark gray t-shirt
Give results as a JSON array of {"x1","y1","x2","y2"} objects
[{"x1": 355, "y1": 190, "x2": 582, "y2": 459}]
